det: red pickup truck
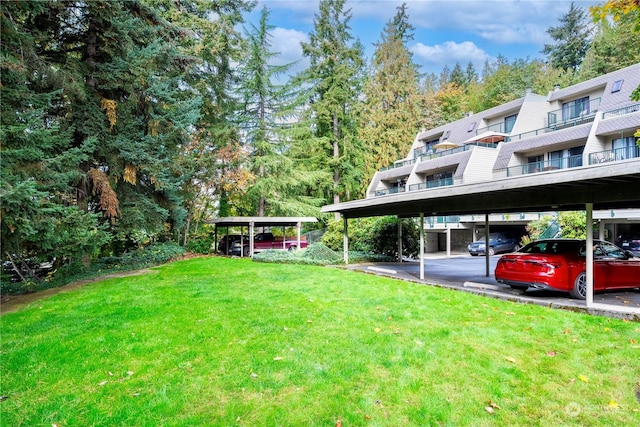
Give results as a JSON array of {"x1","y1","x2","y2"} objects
[{"x1": 230, "y1": 232, "x2": 307, "y2": 256}]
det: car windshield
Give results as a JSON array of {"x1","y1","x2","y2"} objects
[{"x1": 520, "y1": 240, "x2": 579, "y2": 254}]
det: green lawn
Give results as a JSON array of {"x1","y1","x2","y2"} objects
[{"x1": 1, "y1": 257, "x2": 638, "y2": 426}]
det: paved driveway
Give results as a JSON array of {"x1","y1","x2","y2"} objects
[{"x1": 346, "y1": 253, "x2": 640, "y2": 320}]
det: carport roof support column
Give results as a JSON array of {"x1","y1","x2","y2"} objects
[{"x1": 343, "y1": 216, "x2": 349, "y2": 264}]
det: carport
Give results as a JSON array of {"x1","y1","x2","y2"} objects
[
  {"x1": 321, "y1": 160, "x2": 640, "y2": 313},
  {"x1": 211, "y1": 217, "x2": 317, "y2": 257}
]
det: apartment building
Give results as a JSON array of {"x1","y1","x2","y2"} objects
[{"x1": 366, "y1": 63, "x2": 640, "y2": 252}]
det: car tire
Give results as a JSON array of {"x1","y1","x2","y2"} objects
[
  {"x1": 488, "y1": 247, "x2": 495, "y2": 256},
  {"x1": 470, "y1": 253, "x2": 478, "y2": 256},
  {"x1": 513, "y1": 244, "x2": 520, "y2": 252},
  {"x1": 288, "y1": 245, "x2": 297, "y2": 251},
  {"x1": 570, "y1": 272, "x2": 587, "y2": 300}
]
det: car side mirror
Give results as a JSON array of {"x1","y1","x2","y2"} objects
[{"x1": 625, "y1": 250, "x2": 635, "y2": 259}]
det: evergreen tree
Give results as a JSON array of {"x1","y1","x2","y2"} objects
[
  {"x1": 449, "y1": 62, "x2": 466, "y2": 87},
  {"x1": 143, "y1": 0, "x2": 254, "y2": 239},
  {"x1": 238, "y1": 6, "x2": 322, "y2": 217},
  {"x1": 542, "y1": 2, "x2": 592, "y2": 71},
  {"x1": 358, "y1": 2, "x2": 424, "y2": 187},
  {"x1": 1, "y1": 1, "x2": 203, "y2": 273},
  {"x1": 298, "y1": 0, "x2": 365, "y2": 211}
]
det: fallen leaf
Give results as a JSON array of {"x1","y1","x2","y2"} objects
[
  {"x1": 630, "y1": 339, "x2": 637, "y2": 345},
  {"x1": 546, "y1": 351, "x2": 557, "y2": 357},
  {"x1": 608, "y1": 400, "x2": 619, "y2": 408},
  {"x1": 250, "y1": 372, "x2": 258, "y2": 378},
  {"x1": 505, "y1": 356, "x2": 516, "y2": 363},
  {"x1": 578, "y1": 375, "x2": 589, "y2": 383},
  {"x1": 484, "y1": 406, "x2": 495, "y2": 414},
  {"x1": 108, "y1": 371, "x2": 114, "y2": 376},
  {"x1": 127, "y1": 371, "x2": 134, "y2": 376},
  {"x1": 563, "y1": 328, "x2": 571, "y2": 334},
  {"x1": 374, "y1": 327, "x2": 381, "y2": 333},
  {"x1": 273, "y1": 356, "x2": 284, "y2": 361},
  {"x1": 488, "y1": 400, "x2": 501, "y2": 409},
  {"x1": 336, "y1": 420, "x2": 342, "y2": 427},
  {"x1": 99, "y1": 380, "x2": 108, "y2": 386},
  {"x1": 505, "y1": 311, "x2": 515, "y2": 316}
]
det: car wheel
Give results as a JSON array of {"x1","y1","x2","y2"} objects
[
  {"x1": 470, "y1": 253, "x2": 478, "y2": 256},
  {"x1": 288, "y1": 245, "x2": 297, "y2": 251},
  {"x1": 512, "y1": 244, "x2": 520, "y2": 252},
  {"x1": 488, "y1": 247, "x2": 495, "y2": 256},
  {"x1": 570, "y1": 272, "x2": 587, "y2": 299}
]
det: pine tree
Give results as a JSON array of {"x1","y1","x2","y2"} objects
[
  {"x1": 542, "y1": 2, "x2": 593, "y2": 71},
  {"x1": 298, "y1": 0, "x2": 365, "y2": 212},
  {"x1": 238, "y1": 6, "x2": 323, "y2": 217}
]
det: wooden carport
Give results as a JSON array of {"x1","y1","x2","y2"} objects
[{"x1": 321, "y1": 160, "x2": 640, "y2": 312}]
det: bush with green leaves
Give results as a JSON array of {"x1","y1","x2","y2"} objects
[{"x1": 322, "y1": 216, "x2": 420, "y2": 258}]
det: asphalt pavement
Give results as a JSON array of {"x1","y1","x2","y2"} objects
[{"x1": 344, "y1": 252, "x2": 640, "y2": 321}]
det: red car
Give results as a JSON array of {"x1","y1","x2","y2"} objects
[{"x1": 495, "y1": 239, "x2": 640, "y2": 299}]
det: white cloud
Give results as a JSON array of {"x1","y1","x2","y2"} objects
[
  {"x1": 411, "y1": 40, "x2": 491, "y2": 73},
  {"x1": 269, "y1": 27, "x2": 310, "y2": 80}
]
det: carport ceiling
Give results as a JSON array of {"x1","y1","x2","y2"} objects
[{"x1": 321, "y1": 161, "x2": 640, "y2": 218}]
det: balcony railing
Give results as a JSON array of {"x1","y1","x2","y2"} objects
[
  {"x1": 547, "y1": 97, "x2": 600, "y2": 129},
  {"x1": 602, "y1": 103, "x2": 640, "y2": 119},
  {"x1": 589, "y1": 146, "x2": 640, "y2": 165},
  {"x1": 380, "y1": 158, "x2": 416, "y2": 172},
  {"x1": 506, "y1": 154, "x2": 583, "y2": 177},
  {"x1": 425, "y1": 215, "x2": 461, "y2": 227},
  {"x1": 475, "y1": 122, "x2": 506, "y2": 135},
  {"x1": 408, "y1": 177, "x2": 454, "y2": 191},
  {"x1": 417, "y1": 142, "x2": 497, "y2": 162},
  {"x1": 374, "y1": 186, "x2": 406, "y2": 197}
]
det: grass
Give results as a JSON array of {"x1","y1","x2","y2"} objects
[{"x1": 1, "y1": 256, "x2": 639, "y2": 426}]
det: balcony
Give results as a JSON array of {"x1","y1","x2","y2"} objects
[
  {"x1": 417, "y1": 142, "x2": 497, "y2": 162},
  {"x1": 602, "y1": 103, "x2": 640, "y2": 119},
  {"x1": 374, "y1": 186, "x2": 406, "y2": 197},
  {"x1": 475, "y1": 122, "x2": 507, "y2": 135},
  {"x1": 589, "y1": 146, "x2": 640, "y2": 165},
  {"x1": 408, "y1": 177, "x2": 454, "y2": 191},
  {"x1": 547, "y1": 97, "x2": 600, "y2": 130},
  {"x1": 506, "y1": 154, "x2": 583, "y2": 177},
  {"x1": 380, "y1": 158, "x2": 415, "y2": 172}
]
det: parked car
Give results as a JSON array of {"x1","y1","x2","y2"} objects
[
  {"x1": 615, "y1": 232, "x2": 640, "y2": 257},
  {"x1": 495, "y1": 239, "x2": 640, "y2": 299},
  {"x1": 218, "y1": 235, "x2": 248, "y2": 254},
  {"x1": 467, "y1": 232, "x2": 521, "y2": 256}
]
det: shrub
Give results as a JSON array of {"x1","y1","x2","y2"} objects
[{"x1": 322, "y1": 216, "x2": 420, "y2": 258}]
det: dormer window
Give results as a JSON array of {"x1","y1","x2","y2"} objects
[{"x1": 442, "y1": 130, "x2": 451, "y2": 140}]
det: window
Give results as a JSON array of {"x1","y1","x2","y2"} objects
[
  {"x1": 527, "y1": 155, "x2": 544, "y2": 173},
  {"x1": 442, "y1": 130, "x2": 451, "y2": 140},
  {"x1": 562, "y1": 96, "x2": 589, "y2": 121},
  {"x1": 611, "y1": 79, "x2": 623, "y2": 93},
  {"x1": 568, "y1": 146, "x2": 584, "y2": 168},
  {"x1": 426, "y1": 171, "x2": 453, "y2": 188},
  {"x1": 504, "y1": 114, "x2": 517, "y2": 133},
  {"x1": 613, "y1": 136, "x2": 639, "y2": 160},
  {"x1": 548, "y1": 150, "x2": 563, "y2": 169},
  {"x1": 467, "y1": 122, "x2": 477, "y2": 132}
]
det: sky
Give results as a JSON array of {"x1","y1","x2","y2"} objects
[{"x1": 243, "y1": 0, "x2": 601, "y2": 78}]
